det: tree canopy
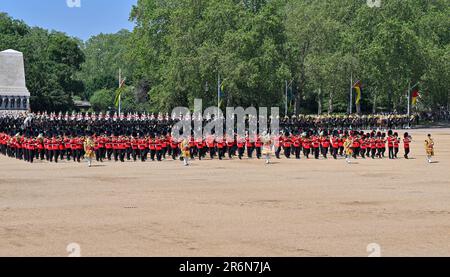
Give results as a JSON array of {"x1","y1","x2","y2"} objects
[{"x1": 0, "y1": 13, "x2": 84, "y2": 112}]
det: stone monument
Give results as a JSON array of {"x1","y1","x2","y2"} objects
[{"x1": 0, "y1": 49, "x2": 30, "y2": 113}]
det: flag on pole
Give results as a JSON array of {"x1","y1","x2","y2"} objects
[
  {"x1": 114, "y1": 78, "x2": 126, "y2": 107},
  {"x1": 353, "y1": 80, "x2": 362, "y2": 104},
  {"x1": 411, "y1": 88, "x2": 420, "y2": 106},
  {"x1": 220, "y1": 83, "x2": 225, "y2": 97}
]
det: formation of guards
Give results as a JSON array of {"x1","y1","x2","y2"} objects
[{"x1": 0, "y1": 112, "x2": 414, "y2": 165}]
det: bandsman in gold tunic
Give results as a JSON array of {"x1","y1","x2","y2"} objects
[
  {"x1": 344, "y1": 136, "x2": 353, "y2": 164},
  {"x1": 424, "y1": 134, "x2": 435, "y2": 164},
  {"x1": 84, "y1": 136, "x2": 95, "y2": 167},
  {"x1": 261, "y1": 133, "x2": 273, "y2": 164},
  {"x1": 180, "y1": 138, "x2": 191, "y2": 166}
]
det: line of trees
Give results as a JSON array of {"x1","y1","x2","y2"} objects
[{"x1": 1, "y1": 0, "x2": 449, "y2": 114}]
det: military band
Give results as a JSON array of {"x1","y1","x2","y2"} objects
[{"x1": 0, "y1": 112, "x2": 422, "y2": 166}]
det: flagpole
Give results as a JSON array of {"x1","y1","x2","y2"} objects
[
  {"x1": 217, "y1": 72, "x2": 220, "y2": 117},
  {"x1": 407, "y1": 81, "x2": 411, "y2": 118},
  {"x1": 285, "y1": 80, "x2": 288, "y2": 116},
  {"x1": 118, "y1": 68, "x2": 122, "y2": 117},
  {"x1": 349, "y1": 72, "x2": 353, "y2": 114}
]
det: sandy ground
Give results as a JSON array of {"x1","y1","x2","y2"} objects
[{"x1": 0, "y1": 128, "x2": 449, "y2": 257}]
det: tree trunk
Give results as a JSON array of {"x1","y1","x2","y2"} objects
[
  {"x1": 372, "y1": 92, "x2": 377, "y2": 114},
  {"x1": 317, "y1": 88, "x2": 322, "y2": 115},
  {"x1": 328, "y1": 91, "x2": 334, "y2": 114},
  {"x1": 294, "y1": 42, "x2": 309, "y2": 116},
  {"x1": 387, "y1": 87, "x2": 392, "y2": 112}
]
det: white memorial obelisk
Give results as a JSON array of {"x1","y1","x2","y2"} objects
[{"x1": 0, "y1": 49, "x2": 30, "y2": 112}]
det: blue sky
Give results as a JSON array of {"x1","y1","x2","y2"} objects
[{"x1": 0, "y1": 0, "x2": 137, "y2": 40}]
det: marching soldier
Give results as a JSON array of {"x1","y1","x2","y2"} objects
[
  {"x1": 393, "y1": 132, "x2": 400, "y2": 159},
  {"x1": 84, "y1": 136, "x2": 95, "y2": 167},
  {"x1": 403, "y1": 132, "x2": 411, "y2": 159},
  {"x1": 344, "y1": 136, "x2": 353, "y2": 164},
  {"x1": 180, "y1": 138, "x2": 190, "y2": 166},
  {"x1": 424, "y1": 134, "x2": 434, "y2": 163}
]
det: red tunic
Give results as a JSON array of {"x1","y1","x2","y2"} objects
[
  {"x1": 322, "y1": 138, "x2": 330, "y2": 148},
  {"x1": 403, "y1": 138, "x2": 411, "y2": 149}
]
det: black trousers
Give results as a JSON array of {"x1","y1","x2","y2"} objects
[
  {"x1": 72, "y1": 149, "x2": 82, "y2": 162},
  {"x1": 156, "y1": 150, "x2": 162, "y2": 161},
  {"x1": 247, "y1": 146, "x2": 254, "y2": 158},
  {"x1": 107, "y1": 149, "x2": 113, "y2": 160},
  {"x1": 331, "y1": 147, "x2": 338, "y2": 159},
  {"x1": 294, "y1": 147, "x2": 301, "y2": 159},
  {"x1": 218, "y1": 148, "x2": 225, "y2": 160},
  {"x1": 227, "y1": 147, "x2": 233, "y2": 159},
  {"x1": 140, "y1": 149, "x2": 148, "y2": 162},
  {"x1": 313, "y1": 147, "x2": 320, "y2": 159},
  {"x1": 119, "y1": 150, "x2": 125, "y2": 162},
  {"x1": 404, "y1": 148, "x2": 410, "y2": 159},
  {"x1": 150, "y1": 149, "x2": 156, "y2": 161},
  {"x1": 303, "y1": 148, "x2": 310, "y2": 159},
  {"x1": 284, "y1": 146, "x2": 291, "y2": 158},
  {"x1": 209, "y1": 147, "x2": 215, "y2": 159},
  {"x1": 131, "y1": 149, "x2": 138, "y2": 161},
  {"x1": 255, "y1": 147, "x2": 261, "y2": 159},
  {"x1": 238, "y1": 147, "x2": 245, "y2": 159},
  {"x1": 388, "y1": 147, "x2": 394, "y2": 159},
  {"x1": 96, "y1": 148, "x2": 105, "y2": 161},
  {"x1": 275, "y1": 146, "x2": 281, "y2": 159},
  {"x1": 171, "y1": 148, "x2": 179, "y2": 160},
  {"x1": 126, "y1": 148, "x2": 131, "y2": 160}
]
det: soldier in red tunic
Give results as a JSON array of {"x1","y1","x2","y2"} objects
[
  {"x1": 283, "y1": 133, "x2": 292, "y2": 159},
  {"x1": 75, "y1": 136, "x2": 84, "y2": 162},
  {"x1": 236, "y1": 135, "x2": 245, "y2": 160},
  {"x1": 105, "y1": 135, "x2": 113, "y2": 161},
  {"x1": 393, "y1": 132, "x2": 400, "y2": 159},
  {"x1": 155, "y1": 136, "x2": 163, "y2": 161},
  {"x1": 403, "y1": 132, "x2": 411, "y2": 159},
  {"x1": 360, "y1": 134, "x2": 367, "y2": 159},
  {"x1": 217, "y1": 136, "x2": 226, "y2": 160},
  {"x1": 149, "y1": 135, "x2": 157, "y2": 161},
  {"x1": 351, "y1": 132, "x2": 360, "y2": 159},
  {"x1": 245, "y1": 135, "x2": 254, "y2": 159},
  {"x1": 338, "y1": 133, "x2": 345, "y2": 156},
  {"x1": 130, "y1": 135, "x2": 139, "y2": 162},
  {"x1": 254, "y1": 135, "x2": 262, "y2": 159},
  {"x1": 302, "y1": 134, "x2": 311, "y2": 159},
  {"x1": 293, "y1": 133, "x2": 302, "y2": 159},
  {"x1": 331, "y1": 134, "x2": 339, "y2": 159},
  {"x1": 274, "y1": 133, "x2": 282, "y2": 159},
  {"x1": 321, "y1": 134, "x2": 330, "y2": 159},
  {"x1": 387, "y1": 130, "x2": 394, "y2": 159},
  {"x1": 111, "y1": 135, "x2": 119, "y2": 162},
  {"x1": 312, "y1": 134, "x2": 320, "y2": 159},
  {"x1": 170, "y1": 136, "x2": 180, "y2": 160},
  {"x1": 125, "y1": 135, "x2": 132, "y2": 161},
  {"x1": 139, "y1": 135, "x2": 149, "y2": 162}
]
